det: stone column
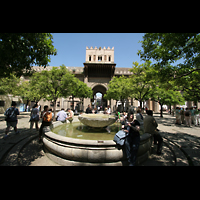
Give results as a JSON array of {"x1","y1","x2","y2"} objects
[
  {"x1": 186, "y1": 101, "x2": 193, "y2": 108},
  {"x1": 154, "y1": 101, "x2": 159, "y2": 113}
]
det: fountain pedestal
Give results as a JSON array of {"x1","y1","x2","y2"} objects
[{"x1": 78, "y1": 114, "x2": 116, "y2": 128}]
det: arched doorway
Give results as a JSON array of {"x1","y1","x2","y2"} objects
[{"x1": 91, "y1": 84, "x2": 107, "y2": 111}]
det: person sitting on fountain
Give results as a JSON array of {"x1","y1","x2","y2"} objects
[
  {"x1": 66, "y1": 108, "x2": 74, "y2": 123},
  {"x1": 120, "y1": 112, "x2": 128, "y2": 125},
  {"x1": 122, "y1": 113, "x2": 140, "y2": 166},
  {"x1": 92, "y1": 107, "x2": 97, "y2": 114},
  {"x1": 107, "y1": 105, "x2": 111, "y2": 115},
  {"x1": 115, "y1": 110, "x2": 121, "y2": 122},
  {"x1": 86, "y1": 104, "x2": 92, "y2": 114},
  {"x1": 144, "y1": 110, "x2": 163, "y2": 155},
  {"x1": 104, "y1": 107, "x2": 108, "y2": 114}
]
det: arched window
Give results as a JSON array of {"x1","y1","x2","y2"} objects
[{"x1": 98, "y1": 56, "x2": 102, "y2": 61}]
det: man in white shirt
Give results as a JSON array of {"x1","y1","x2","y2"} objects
[
  {"x1": 107, "y1": 105, "x2": 111, "y2": 115},
  {"x1": 56, "y1": 108, "x2": 67, "y2": 123}
]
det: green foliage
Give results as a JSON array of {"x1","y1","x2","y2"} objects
[
  {"x1": 0, "y1": 33, "x2": 57, "y2": 78},
  {"x1": 28, "y1": 65, "x2": 75, "y2": 119},
  {"x1": 129, "y1": 61, "x2": 155, "y2": 106},
  {"x1": 104, "y1": 75, "x2": 131, "y2": 112},
  {"x1": 180, "y1": 70, "x2": 200, "y2": 102},
  {"x1": 19, "y1": 80, "x2": 43, "y2": 103},
  {"x1": 138, "y1": 33, "x2": 200, "y2": 80},
  {"x1": 138, "y1": 33, "x2": 200, "y2": 102},
  {"x1": 72, "y1": 79, "x2": 93, "y2": 99},
  {"x1": 104, "y1": 75, "x2": 130, "y2": 101},
  {"x1": 138, "y1": 33, "x2": 200, "y2": 67},
  {"x1": 0, "y1": 73, "x2": 20, "y2": 95},
  {"x1": 151, "y1": 82, "x2": 185, "y2": 117},
  {"x1": 30, "y1": 65, "x2": 75, "y2": 102}
]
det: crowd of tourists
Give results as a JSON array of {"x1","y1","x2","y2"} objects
[
  {"x1": 174, "y1": 107, "x2": 200, "y2": 127},
  {"x1": 3, "y1": 101, "x2": 199, "y2": 166},
  {"x1": 85, "y1": 104, "x2": 111, "y2": 114},
  {"x1": 3, "y1": 102, "x2": 74, "y2": 142}
]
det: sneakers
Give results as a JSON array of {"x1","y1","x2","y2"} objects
[{"x1": 3, "y1": 134, "x2": 9, "y2": 139}]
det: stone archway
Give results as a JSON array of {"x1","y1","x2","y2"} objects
[{"x1": 91, "y1": 84, "x2": 108, "y2": 110}]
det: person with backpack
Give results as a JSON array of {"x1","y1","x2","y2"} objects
[
  {"x1": 4, "y1": 101, "x2": 20, "y2": 139},
  {"x1": 39, "y1": 105, "x2": 52, "y2": 142},
  {"x1": 184, "y1": 107, "x2": 191, "y2": 127},
  {"x1": 30, "y1": 103, "x2": 40, "y2": 131},
  {"x1": 123, "y1": 113, "x2": 140, "y2": 166}
]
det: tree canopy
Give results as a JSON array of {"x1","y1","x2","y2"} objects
[
  {"x1": 138, "y1": 33, "x2": 200, "y2": 81},
  {"x1": 28, "y1": 65, "x2": 93, "y2": 119},
  {"x1": 104, "y1": 75, "x2": 130, "y2": 111},
  {"x1": 129, "y1": 61, "x2": 155, "y2": 107},
  {"x1": 29, "y1": 65, "x2": 76, "y2": 119},
  {"x1": 137, "y1": 33, "x2": 200, "y2": 104},
  {"x1": 151, "y1": 82, "x2": 185, "y2": 117},
  {"x1": 0, "y1": 73, "x2": 20, "y2": 95},
  {"x1": 0, "y1": 33, "x2": 57, "y2": 78}
]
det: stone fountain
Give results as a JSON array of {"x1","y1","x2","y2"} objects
[{"x1": 42, "y1": 113, "x2": 152, "y2": 166}]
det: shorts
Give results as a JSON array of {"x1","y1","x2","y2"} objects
[{"x1": 7, "y1": 121, "x2": 17, "y2": 128}]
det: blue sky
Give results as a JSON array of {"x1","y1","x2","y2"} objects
[{"x1": 48, "y1": 33, "x2": 146, "y2": 68}]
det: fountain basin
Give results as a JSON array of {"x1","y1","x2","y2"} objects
[
  {"x1": 78, "y1": 113, "x2": 116, "y2": 128},
  {"x1": 43, "y1": 121, "x2": 152, "y2": 166}
]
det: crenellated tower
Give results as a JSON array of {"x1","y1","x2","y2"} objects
[
  {"x1": 83, "y1": 46, "x2": 116, "y2": 109},
  {"x1": 83, "y1": 46, "x2": 116, "y2": 78},
  {"x1": 85, "y1": 46, "x2": 115, "y2": 63}
]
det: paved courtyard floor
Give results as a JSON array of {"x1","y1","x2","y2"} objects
[{"x1": 0, "y1": 112, "x2": 200, "y2": 166}]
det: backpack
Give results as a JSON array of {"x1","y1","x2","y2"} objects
[
  {"x1": 185, "y1": 111, "x2": 190, "y2": 117},
  {"x1": 4, "y1": 107, "x2": 16, "y2": 121},
  {"x1": 113, "y1": 130, "x2": 127, "y2": 146},
  {"x1": 42, "y1": 111, "x2": 52, "y2": 122}
]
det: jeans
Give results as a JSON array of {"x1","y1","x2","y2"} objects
[
  {"x1": 153, "y1": 133, "x2": 163, "y2": 154},
  {"x1": 124, "y1": 135, "x2": 140, "y2": 166}
]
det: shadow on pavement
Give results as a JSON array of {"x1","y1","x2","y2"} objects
[{"x1": 18, "y1": 138, "x2": 44, "y2": 166}]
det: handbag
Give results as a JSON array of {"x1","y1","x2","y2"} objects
[
  {"x1": 113, "y1": 130, "x2": 127, "y2": 146},
  {"x1": 30, "y1": 115, "x2": 39, "y2": 122}
]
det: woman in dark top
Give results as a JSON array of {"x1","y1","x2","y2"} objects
[{"x1": 122, "y1": 113, "x2": 140, "y2": 166}]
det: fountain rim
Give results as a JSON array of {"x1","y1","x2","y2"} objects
[
  {"x1": 46, "y1": 121, "x2": 151, "y2": 147},
  {"x1": 78, "y1": 113, "x2": 116, "y2": 119},
  {"x1": 46, "y1": 121, "x2": 116, "y2": 147}
]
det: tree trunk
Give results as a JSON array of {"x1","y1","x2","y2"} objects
[
  {"x1": 159, "y1": 103, "x2": 163, "y2": 118},
  {"x1": 122, "y1": 99, "x2": 124, "y2": 112},
  {"x1": 53, "y1": 99, "x2": 57, "y2": 121},
  {"x1": 72, "y1": 95, "x2": 74, "y2": 111},
  {"x1": 169, "y1": 104, "x2": 171, "y2": 115},
  {"x1": 140, "y1": 100, "x2": 142, "y2": 108}
]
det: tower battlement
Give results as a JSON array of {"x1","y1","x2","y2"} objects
[
  {"x1": 85, "y1": 46, "x2": 114, "y2": 63},
  {"x1": 86, "y1": 46, "x2": 114, "y2": 50}
]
